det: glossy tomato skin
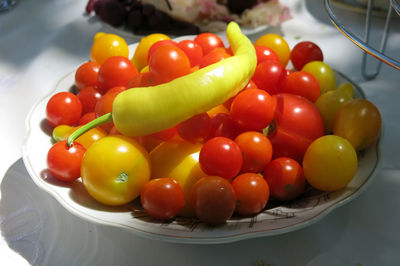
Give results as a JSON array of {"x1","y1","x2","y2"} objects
[
  {"x1": 280, "y1": 71, "x2": 320, "y2": 102},
  {"x1": 74, "y1": 61, "x2": 101, "y2": 91},
  {"x1": 46, "y1": 92, "x2": 82, "y2": 127},
  {"x1": 209, "y1": 113, "x2": 242, "y2": 140},
  {"x1": 199, "y1": 47, "x2": 231, "y2": 68},
  {"x1": 232, "y1": 173, "x2": 270, "y2": 216},
  {"x1": 177, "y1": 113, "x2": 212, "y2": 143},
  {"x1": 140, "y1": 178, "x2": 185, "y2": 220},
  {"x1": 177, "y1": 40, "x2": 203, "y2": 67},
  {"x1": 254, "y1": 33, "x2": 291, "y2": 66},
  {"x1": 290, "y1": 41, "x2": 324, "y2": 70},
  {"x1": 333, "y1": 99, "x2": 381, "y2": 151},
  {"x1": 269, "y1": 93, "x2": 324, "y2": 162},
  {"x1": 94, "y1": 86, "x2": 126, "y2": 132},
  {"x1": 194, "y1": 33, "x2": 225, "y2": 55},
  {"x1": 90, "y1": 32, "x2": 129, "y2": 65},
  {"x1": 81, "y1": 135, "x2": 151, "y2": 206},
  {"x1": 230, "y1": 88, "x2": 275, "y2": 131},
  {"x1": 251, "y1": 60, "x2": 286, "y2": 95},
  {"x1": 147, "y1": 40, "x2": 177, "y2": 63},
  {"x1": 199, "y1": 137, "x2": 243, "y2": 179},
  {"x1": 263, "y1": 157, "x2": 305, "y2": 201},
  {"x1": 97, "y1": 56, "x2": 138, "y2": 94},
  {"x1": 47, "y1": 140, "x2": 86, "y2": 182},
  {"x1": 77, "y1": 86, "x2": 102, "y2": 114},
  {"x1": 191, "y1": 176, "x2": 236, "y2": 225},
  {"x1": 234, "y1": 131, "x2": 273, "y2": 173},
  {"x1": 254, "y1": 45, "x2": 280, "y2": 64},
  {"x1": 303, "y1": 135, "x2": 358, "y2": 191},
  {"x1": 302, "y1": 61, "x2": 336, "y2": 95}
]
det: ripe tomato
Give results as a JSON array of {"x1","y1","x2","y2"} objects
[
  {"x1": 234, "y1": 131, "x2": 273, "y2": 173},
  {"x1": 177, "y1": 39, "x2": 203, "y2": 67},
  {"x1": 150, "y1": 126, "x2": 178, "y2": 141},
  {"x1": 90, "y1": 32, "x2": 130, "y2": 64},
  {"x1": 303, "y1": 135, "x2": 358, "y2": 191},
  {"x1": 199, "y1": 47, "x2": 231, "y2": 68},
  {"x1": 98, "y1": 56, "x2": 138, "y2": 94},
  {"x1": 46, "y1": 92, "x2": 82, "y2": 127},
  {"x1": 268, "y1": 93, "x2": 324, "y2": 162},
  {"x1": 81, "y1": 135, "x2": 151, "y2": 206},
  {"x1": 333, "y1": 99, "x2": 381, "y2": 151},
  {"x1": 77, "y1": 86, "x2": 102, "y2": 114},
  {"x1": 147, "y1": 39, "x2": 177, "y2": 63},
  {"x1": 254, "y1": 45, "x2": 280, "y2": 64},
  {"x1": 69, "y1": 126, "x2": 107, "y2": 149},
  {"x1": 302, "y1": 61, "x2": 336, "y2": 94},
  {"x1": 74, "y1": 61, "x2": 101, "y2": 91},
  {"x1": 199, "y1": 137, "x2": 243, "y2": 179},
  {"x1": 140, "y1": 178, "x2": 185, "y2": 220},
  {"x1": 254, "y1": 33, "x2": 291, "y2": 66},
  {"x1": 94, "y1": 86, "x2": 126, "y2": 132},
  {"x1": 148, "y1": 45, "x2": 191, "y2": 83},
  {"x1": 209, "y1": 113, "x2": 242, "y2": 140},
  {"x1": 251, "y1": 60, "x2": 286, "y2": 94},
  {"x1": 290, "y1": 41, "x2": 324, "y2": 70},
  {"x1": 194, "y1": 33, "x2": 225, "y2": 55},
  {"x1": 177, "y1": 113, "x2": 212, "y2": 143},
  {"x1": 232, "y1": 173, "x2": 270, "y2": 216},
  {"x1": 191, "y1": 176, "x2": 236, "y2": 224},
  {"x1": 78, "y1": 112, "x2": 96, "y2": 125},
  {"x1": 263, "y1": 157, "x2": 305, "y2": 201},
  {"x1": 230, "y1": 88, "x2": 275, "y2": 131},
  {"x1": 46, "y1": 140, "x2": 86, "y2": 182},
  {"x1": 280, "y1": 71, "x2": 320, "y2": 102}
]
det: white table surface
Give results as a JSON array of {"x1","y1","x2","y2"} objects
[{"x1": 1, "y1": 0, "x2": 400, "y2": 265}]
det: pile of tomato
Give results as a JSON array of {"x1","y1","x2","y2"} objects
[{"x1": 45, "y1": 29, "x2": 382, "y2": 225}]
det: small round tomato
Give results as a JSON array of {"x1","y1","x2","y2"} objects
[
  {"x1": 302, "y1": 61, "x2": 336, "y2": 95},
  {"x1": 290, "y1": 41, "x2": 324, "y2": 70},
  {"x1": 90, "y1": 32, "x2": 130, "y2": 64},
  {"x1": 199, "y1": 137, "x2": 243, "y2": 179},
  {"x1": 263, "y1": 157, "x2": 305, "y2": 201},
  {"x1": 230, "y1": 88, "x2": 275, "y2": 131},
  {"x1": 254, "y1": 45, "x2": 280, "y2": 64},
  {"x1": 209, "y1": 113, "x2": 242, "y2": 140},
  {"x1": 303, "y1": 135, "x2": 358, "y2": 191},
  {"x1": 95, "y1": 86, "x2": 126, "y2": 132},
  {"x1": 69, "y1": 126, "x2": 107, "y2": 149},
  {"x1": 52, "y1": 125, "x2": 73, "y2": 142},
  {"x1": 280, "y1": 71, "x2": 320, "y2": 102},
  {"x1": 81, "y1": 135, "x2": 151, "y2": 206},
  {"x1": 150, "y1": 126, "x2": 178, "y2": 141},
  {"x1": 74, "y1": 61, "x2": 101, "y2": 91},
  {"x1": 251, "y1": 60, "x2": 286, "y2": 95},
  {"x1": 177, "y1": 113, "x2": 212, "y2": 143},
  {"x1": 194, "y1": 33, "x2": 225, "y2": 55},
  {"x1": 199, "y1": 47, "x2": 231, "y2": 68},
  {"x1": 148, "y1": 45, "x2": 191, "y2": 83},
  {"x1": 232, "y1": 173, "x2": 270, "y2": 216},
  {"x1": 177, "y1": 39, "x2": 203, "y2": 67},
  {"x1": 140, "y1": 178, "x2": 185, "y2": 220},
  {"x1": 191, "y1": 176, "x2": 236, "y2": 224},
  {"x1": 77, "y1": 86, "x2": 102, "y2": 114},
  {"x1": 234, "y1": 131, "x2": 273, "y2": 173},
  {"x1": 78, "y1": 112, "x2": 96, "y2": 125},
  {"x1": 147, "y1": 39, "x2": 177, "y2": 63},
  {"x1": 333, "y1": 99, "x2": 381, "y2": 151},
  {"x1": 254, "y1": 33, "x2": 291, "y2": 66},
  {"x1": 47, "y1": 140, "x2": 86, "y2": 182},
  {"x1": 98, "y1": 56, "x2": 138, "y2": 94},
  {"x1": 46, "y1": 92, "x2": 82, "y2": 127}
]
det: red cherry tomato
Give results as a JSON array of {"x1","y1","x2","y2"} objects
[
  {"x1": 199, "y1": 47, "x2": 231, "y2": 68},
  {"x1": 94, "y1": 86, "x2": 126, "y2": 132},
  {"x1": 290, "y1": 41, "x2": 324, "y2": 70},
  {"x1": 268, "y1": 93, "x2": 324, "y2": 162},
  {"x1": 191, "y1": 176, "x2": 236, "y2": 225},
  {"x1": 46, "y1": 140, "x2": 86, "y2": 182},
  {"x1": 177, "y1": 40, "x2": 204, "y2": 67},
  {"x1": 232, "y1": 173, "x2": 270, "y2": 216},
  {"x1": 194, "y1": 33, "x2": 225, "y2": 55},
  {"x1": 77, "y1": 86, "x2": 102, "y2": 114},
  {"x1": 74, "y1": 61, "x2": 101, "y2": 91},
  {"x1": 199, "y1": 137, "x2": 243, "y2": 179},
  {"x1": 98, "y1": 56, "x2": 138, "y2": 94},
  {"x1": 78, "y1": 112, "x2": 96, "y2": 125},
  {"x1": 234, "y1": 131, "x2": 273, "y2": 173},
  {"x1": 147, "y1": 40, "x2": 178, "y2": 63},
  {"x1": 46, "y1": 92, "x2": 82, "y2": 127},
  {"x1": 254, "y1": 45, "x2": 280, "y2": 64},
  {"x1": 263, "y1": 157, "x2": 306, "y2": 201},
  {"x1": 177, "y1": 113, "x2": 212, "y2": 143},
  {"x1": 280, "y1": 71, "x2": 320, "y2": 102},
  {"x1": 251, "y1": 60, "x2": 286, "y2": 95},
  {"x1": 148, "y1": 45, "x2": 191, "y2": 83},
  {"x1": 209, "y1": 113, "x2": 242, "y2": 140},
  {"x1": 140, "y1": 178, "x2": 185, "y2": 220},
  {"x1": 150, "y1": 126, "x2": 178, "y2": 141},
  {"x1": 230, "y1": 88, "x2": 275, "y2": 131}
]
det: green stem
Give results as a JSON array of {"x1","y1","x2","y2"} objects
[{"x1": 67, "y1": 113, "x2": 113, "y2": 147}]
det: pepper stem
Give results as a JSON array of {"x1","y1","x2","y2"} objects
[{"x1": 67, "y1": 112, "x2": 113, "y2": 147}]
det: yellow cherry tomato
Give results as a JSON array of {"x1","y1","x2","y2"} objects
[
  {"x1": 131, "y1": 33, "x2": 171, "y2": 71},
  {"x1": 90, "y1": 32, "x2": 130, "y2": 64},
  {"x1": 303, "y1": 135, "x2": 358, "y2": 191},
  {"x1": 52, "y1": 125, "x2": 73, "y2": 142},
  {"x1": 333, "y1": 99, "x2": 381, "y2": 151},
  {"x1": 81, "y1": 135, "x2": 151, "y2": 206},
  {"x1": 149, "y1": 140, "x2": 206, "y2": 217},
  {"x1": 254, "y1": 33, "x2": 290, "y2": 66},
  {"x1": 70, "y1": 126, "x2": 107, "y2": 149},
  {"x1": 302, "y1": 61, "x2": 336, "y2": 94}
]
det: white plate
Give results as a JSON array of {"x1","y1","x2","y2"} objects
[{"x1": 22, "y1": 40, "x2": 381, "y2": 244}]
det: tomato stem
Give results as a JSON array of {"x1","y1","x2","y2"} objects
[{"x1": 67, "y1": 113, "x2": 113, "y2": 147}]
